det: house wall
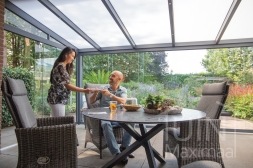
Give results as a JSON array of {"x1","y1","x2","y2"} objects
[{"x1": 0, "y1": 0, "x2": 5, "y2": 147}]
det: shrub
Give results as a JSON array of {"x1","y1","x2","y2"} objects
[{"x1": 225, "y1": 84, "x2": 253, "y2": 120}]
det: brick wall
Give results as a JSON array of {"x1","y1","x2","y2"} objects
[{"x1": 0, "y1": 0, "x2": 5, "y2": 147}]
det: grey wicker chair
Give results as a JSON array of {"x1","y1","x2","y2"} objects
[
  {"x1": 83, "y1": 83, "x2": 123, "y2": 159},
  {"x1": 1, "y1": 77, "x2": 77, "y2": 168},
  {"x1": 163, "y1": 81, "x2": 229, "y2": 167}
]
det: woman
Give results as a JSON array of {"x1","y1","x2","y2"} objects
[{"x1": 47, "y1": 46, "x2": 91, "y2": 117}]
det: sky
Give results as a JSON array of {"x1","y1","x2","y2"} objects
[{"x1": 165, "y1": 50, "x2": 207, "y2": 74}]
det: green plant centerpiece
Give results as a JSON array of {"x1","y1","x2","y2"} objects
[{"x1": 143, "y1": 94, "x2": 181, "y2": 115}]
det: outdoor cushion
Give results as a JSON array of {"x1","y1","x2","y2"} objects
[
  {"x1": 7, "y1": 77, "x2": 37, "y2": 128},
  {"x1": 202, "y1": 81, "x2": 227, "y2": 95},
  {"x1": 196, "y1": 81, "x2": 227, "y2": 119}
]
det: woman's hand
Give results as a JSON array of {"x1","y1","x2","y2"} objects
[{"x1": 83, "y1": 88, "x2": 92, "y2": 94}]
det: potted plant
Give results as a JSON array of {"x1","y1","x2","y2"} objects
[{"x1": 143, "y1": 94, "x2": 181, "y2": 115}]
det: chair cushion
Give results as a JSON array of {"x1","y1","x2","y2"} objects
[
  {"x1": 196, "y1": 95, "x2": 224, "y2": 119},
  {"x1": 197, "y1": 81, "x2": 228, "y2": 119},
  {"x1": 7, "y1": 77, "x2": 37, "y2": 128},
  {"x1": 84, "y1": 83, "x2": 105, "y2": 109},
  {"x1": 202, "y1": 82, "x2": 227, "y2": 95},
  {"x1": 7, "y1": 77, "x2": 27, "y2": 96}
]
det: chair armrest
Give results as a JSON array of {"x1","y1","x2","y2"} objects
[
  {"x1": 37, "y1": 116, "x2": 74, "y2": 127},
  {"x1": 15, "y1": 124, "x2": 77, "y2": 167}
]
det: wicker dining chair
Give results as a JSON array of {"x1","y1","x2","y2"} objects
[
  {"x1": 1, "y1": 77, "x2": 77, "y2": 168},
  {"x1": 163, "y1": 81, "x2": 229, "y2": 167},
  {"x1": 83, "y1": 83, "x2": 124, "y2": 159},
  {"x1": 168, "y1": 119, "x2": 225, "y2": 168}
]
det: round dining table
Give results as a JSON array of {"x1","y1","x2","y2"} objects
[{"x1": 83, "y1": 107, "x2": 206, "y2": 168}]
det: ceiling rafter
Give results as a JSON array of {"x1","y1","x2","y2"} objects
[
  {"x1": 215, "y1": 0, "x2": 241, "y2": 44},
  {"x1": 102, "y1": 0, "x2": 136, "y2": 49},
  {"x1": 78, "y1": 39, "x2": 253, "y2": 55},
  {"x1": 5, "y1": 0, "x2": 74, "y2": 48},
  {"x1": 168, "y1": 0, "x2": 175, "y2": 47},
  {"x1": 38, "y1": 0, "x2": 101, "y2": 51},
  {"x1": 4, "y1": 23, "x2": 65, "y2": 49}
]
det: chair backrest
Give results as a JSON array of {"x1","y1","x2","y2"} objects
[
  {"x1": 126, "y1": 98, "x2": 138, "y2": 105},
  {"x1": 84, "y1": 83, "x2": 105, "y2": 109},
  {"x1": 196, "y1": 81, "x2": 229, "y2": 119},
  {"x1": 1, "y1": 77, "x2": 37, "y2": 128}
]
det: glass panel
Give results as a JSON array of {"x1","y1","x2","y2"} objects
[
  {"x1": 111, "y1": 0, "x2": 171, "y2": 45},
  {"x1": 50, "y1": 36, "x2": 61, "y2": 44},
  {"x1": 174, "y1": 0, "x2": 233, "y2": 42},
  {"x1": 34, "y1": 44, "x2": 56, "y2": 117},
  {"x1": 82, "y1": 47, "x2": 253, "y2": 131},
  {"x1": 222, "y1": 0, "x2": 253, "y2": 40},
  {"x1": 5, "y1": 9, "x2": 47, "y2": 39},
  {"x1": 34, "y1": 45, "x2": 77, "y2": 119},
  {"x1": 9, "y1": 0, "x2": 93, "y2": 48},
  {"x1": 51, "y1": 0, "x2": 129, "y2": 47}
]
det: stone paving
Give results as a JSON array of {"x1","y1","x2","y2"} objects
[{"x1": 1, "y1": 116, "x2": 253, "y2": 168}]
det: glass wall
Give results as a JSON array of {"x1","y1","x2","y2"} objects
[
  {"x1": 82, "y1": 49, "x2": 253, "y2": 131},
  {"x1": 4, "y1": 31, "x2": 77, "y2": 119}
]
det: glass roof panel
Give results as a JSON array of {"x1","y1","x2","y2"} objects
[
  {"x1": 5, "y1": 9, "x2": 47, "y2": 39},
  {"x1": 9, "y1": 0, "x2": 93, "y2": 48},
  {"x1": 50, "y1": 0, "x2": 129, "y2": 47},
  {"x1": 174, "y1": 0, "x2": 233, "y2": 42},
  {"x1": 222, "y1": 0, "x2": 253, "y2": 40},
  {"x1": 111, "y1": 0, "x2": 172, "y2": 45}
]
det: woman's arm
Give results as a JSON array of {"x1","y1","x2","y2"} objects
[{"x1": 65, "y1": 83, "x2": 91, "y2": 94}]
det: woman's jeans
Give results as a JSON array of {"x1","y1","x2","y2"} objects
[{"x1": 101, "y1": 121, "x2": 135, "y2": 155}]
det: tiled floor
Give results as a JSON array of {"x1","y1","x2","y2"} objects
[{"x1": 1, "y1": 117, "x2": 253, "y2": 168}]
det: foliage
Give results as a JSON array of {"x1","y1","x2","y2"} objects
[
  {"x1": 5, "y1": 31, "x2": 35, "y2": 69},
  {"x1": 183, "y1": 76, "x2": 204, "y2": 97},
  {"x1": 146, "y1": 52, "x2": 169, "y2": 81},
  {"x1": 82, "y1": 52, "x2": 168, "y2": 83},
  {"x1": 202, "y1": 47, "x2": 253, "y2": 84},
  {"x1": 142, "y1": 94, "x2": 164, "y2": 109},
  {"x1": 34, "y1": 97, "x2": 51, "y2": 116},
  {"x1": 224, "y1": 84, "x2": 253, "y2": 120},
  {"x1": 168, "y1": 87, "x2": 200, "y2": 109},
  {"x1": 66, "y1": 103, "x2": 76, "y2": 113},
  {"x1": 84, "y1": 69, "x2": 110, "y2": 84},
  {"x1": 124, "y1": 81, "x2": 168, "y2": 105},
  {"x1": 2, "y1": 67, "x2": 35, "y2": 127}
]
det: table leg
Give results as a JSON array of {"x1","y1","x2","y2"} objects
[
  {"x1": 139, "y1": 124, "x2": 156, "y2": 167},
  {"x1": 101, "y1": 123, "x2": 166, "y2": 168},
  {"x1": 139, "y1": 124, "x2": 166, "y2": 163}
]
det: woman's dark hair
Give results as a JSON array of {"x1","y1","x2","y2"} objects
[{"x1": 50, "y1": 47, "x2": 76, "y2": 83}]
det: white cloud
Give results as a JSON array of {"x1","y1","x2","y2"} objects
[{"x1": 165, "y1": 50, "x2": 207, "y2": 74}]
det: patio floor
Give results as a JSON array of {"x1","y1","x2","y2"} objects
[{"x1": 1, "y1": 116, "x2": 253, "y2": 168}]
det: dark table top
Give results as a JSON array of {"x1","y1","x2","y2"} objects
[{"x1": 82, "y1": 107, "x2": 206, "y2": 124}]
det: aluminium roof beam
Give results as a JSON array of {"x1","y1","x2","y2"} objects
[
  {"x1": 168, "y1": 0, "x2": 175, "y2": 47},
  {"x1": 215, "y1": 0, "x2": 241, "y2": 44},
  {"x1": 102, "y1": 0, "x2": 136, "y2": 49},
  {"x1": 5, "y1": 0, "x2": 75, "y2": 49},
  {"x1": 78, "y1": 39, "x2": 253, "y2": 55},
  {"x1": 38, "y1": 0, "x2": 101, "y2": 51},
  {"x1": 4, "y1": 23, "x2": 65, "y2": 49}
]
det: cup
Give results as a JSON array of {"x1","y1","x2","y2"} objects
[{"x1": 110, "y1": 101, "x2": 117, "y2": 112}]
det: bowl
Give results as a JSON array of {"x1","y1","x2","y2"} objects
[{"x1": 123, "y1": 104, "x2": 141, "y2": 111}]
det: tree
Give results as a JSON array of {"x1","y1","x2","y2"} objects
[
  {"x1": 82, "y1": 51, "x2": 168, "y2": 83},
  {"x1": 201, "y1": 47, "x2": 253, "y2": 84}
]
